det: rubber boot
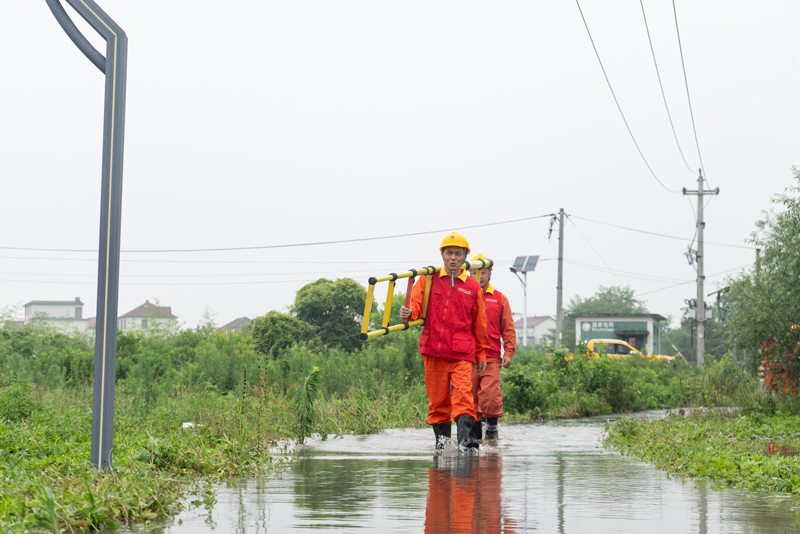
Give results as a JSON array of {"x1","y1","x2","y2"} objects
[
  {"x1": 457, "y1": 415, "x2": 479, "y2": 450},
  {"x1": 470, "y1": 418, "x2": 484, "y2": 440},
  {"x1": 432, "y1": 423, "x2": 451, "y2": 450},
  {"x1": 485, "y1": 417, "x2": 499, "y2": 439}
]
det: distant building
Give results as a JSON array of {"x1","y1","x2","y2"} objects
[
  {"x1": 23, "y1": 298, "x2": 89, "y2": 333},
  {"x1": 118, "y1": 301, "x2": 177, "y2": 333},
  {"x1": 514, "y1": 316, "x2": 556, "y2": 345},
  {"x1": 218, "y1": 317, "x2": 251, "y2": 332},
  {"x1": 572, "y1": 313, "x2": 667, "y2": 354}
]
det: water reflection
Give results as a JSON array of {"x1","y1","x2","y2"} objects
[
  {"x1": 122, "y1": 418, "x2": 800, "y2": 533},
  {"x1": 425, "y1": 454, "x2": 515, "y2": 533}
]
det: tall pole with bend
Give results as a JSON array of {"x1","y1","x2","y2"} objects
[{"x1": 45, "y1": 0, "x2": 127, "y2": 469}]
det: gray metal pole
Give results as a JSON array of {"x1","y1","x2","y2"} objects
[
  {"x1": 683, "y1": 170, "x2": 718, "y2": 369},
  {"x1": 523, "y1": 272, "x2": 528, "y2": 348},
  {"x1": 555, "y1": 208, "x2": 565, "y2": 347},
  {"x1": 696, "y1": 172, "x2": 705, "y2": 367},
  {"x1": 45, "y1": 0, "x2": 127, "y2": 470}
]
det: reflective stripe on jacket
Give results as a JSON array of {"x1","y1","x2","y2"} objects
[
  {"x1": 483, "y1": 284, "x2": 517, "y2": 360},
  {"x1": 409, "y1": 268, "x2": 489, "y2": 363}
]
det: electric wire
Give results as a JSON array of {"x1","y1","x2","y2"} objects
[
  {"x1": 0, "y1": 278, "x2": 319, "y2": 287},
  {"x1": 0, "y1": 256, "x2": 433, "y2": 265},
  {"x1": 0, "y1": 213, "x2": 555, "y2": 254},
  {"x1": 635, "y1": 265, "x2": 749, "y2": 297},
  {"x1": 575, "y1": 0, "x2": 678, "y2": 193},
  {"x1": 564, "y1": 259, "x2": 688, "y2": 283},
  {"x1": 672, "y1": 0, "x2": 709, "y2": 186},
  {"x1": 639, "y1": 0, "x2": 695, "y2": 173},
  {"x1": 568, "y1": 214, "x2": 754, "y2": 249}
]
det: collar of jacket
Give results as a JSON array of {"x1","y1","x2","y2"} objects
[
  {"x1": 484, "y1": 283, "x2": 495, "y2": 295},
  {"x1": 438, "y1": 267, "x2": 468, "y2": 282}
]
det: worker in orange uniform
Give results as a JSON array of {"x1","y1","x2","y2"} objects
[
  {"x1": 399, "y1": 232, "x2": 490, "y2": 450},
  {"x1": 469, "y1": 253, "x2": 516, "y2": 440}
]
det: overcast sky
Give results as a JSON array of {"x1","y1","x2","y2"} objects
[{"x1": 1, "y1": 1, "x2": 798, "y2": 331}]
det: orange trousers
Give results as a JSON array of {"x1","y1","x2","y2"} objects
[
  {"x1": 471, "y1": 359, "x2": 503, "y2": 419},
  {"x1": 424, "y1": 355, "x2": 477, "y2": 424}
]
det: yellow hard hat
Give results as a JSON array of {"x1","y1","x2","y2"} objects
[
  {"x1": 440, "y1": 231, "x2": 470, "y2": 255},
  {"x1": 470, "y1": 253, "x2": 492, "y2": 270}
]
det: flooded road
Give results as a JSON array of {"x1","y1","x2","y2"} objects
[{"x1": 130, "y1": 413, "x2": 800, "y2": 533}]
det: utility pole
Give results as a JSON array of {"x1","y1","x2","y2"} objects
[
  {"x1": 555, "y1": 209, "x2": 565, "y2": 347},
  {"x1": 683, "y1": 170, "x2": 719, "y2": 368}
]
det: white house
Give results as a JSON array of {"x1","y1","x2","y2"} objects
[
  {"x1": 118, "y1": 301, "x2": 177, "y2": 333},
  {"x1": 23, "y1": 298, "x2": 89, "y2": 333},
  {"x1": 514, "y1": 316, "x2": 556, "y2": 345}
]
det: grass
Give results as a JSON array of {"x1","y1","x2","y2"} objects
[
  {"x1": 605, "y1": 409, "x2": 800, "y2": 495},
  {"x1": 0, "y1": 318, "x2": 766, "y2": 530}
]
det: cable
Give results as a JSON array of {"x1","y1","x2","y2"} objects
[
  {"x1": 564, "y1": 259, "x2": 688, "y2": 283},
  {"x1": 575, "y1": 0, "x2": 678, "y2": 193},
  {"x1": 672, "y1": 0, "x2": 708, "y2": 186},
  {"x1": 639, "y1": 0, "x2": 695, "y2": 173},
  {"x1": 0, "y1": 277, "x2": 319, "y2": 287},
  {"x1": 0, "y1": 256, "x2": 435, "y2": 265},
  {"x1": 0, "y1": 213, "x2": 555, "y2": 254},
  {"x1": 568, "y1": 214, "x2": 755, "y2": 249},
  {"x1": 635, "y1": 265, "x2": 749, "y2": 296}
]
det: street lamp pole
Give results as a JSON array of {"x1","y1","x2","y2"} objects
[
  {"x1": 45, "y1": 0, "x2": 127, "y2": 470},
  {"x1": 510, "y1": 271, "x2": 528, "y2": 348},
  {"x1": 510, "y1": 256, "x2": 539, "y2": 350}
]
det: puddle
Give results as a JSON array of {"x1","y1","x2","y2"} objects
[{"x1": 124, "y1": 412, "x2": 800, "y2": 533}]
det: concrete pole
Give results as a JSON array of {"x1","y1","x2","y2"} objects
[
  {"x1": 556, "y1": 208, "x2": 565, "y2": 347},
  {"x1": 523, "y1": 272, "x2": 528, "y2": 349},
  {"x1": 696, "y1": 172, "x2": 705, "y2": 368}
]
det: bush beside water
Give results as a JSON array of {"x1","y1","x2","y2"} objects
[{"x1": 0, "y1": 316, "x2": 758, "y2": 531}]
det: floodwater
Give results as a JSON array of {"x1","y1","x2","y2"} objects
[{"x1": 127, "y1": 412, "x2": 800, "y2": 533}]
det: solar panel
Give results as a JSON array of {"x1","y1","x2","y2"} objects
[
  {"x1": 513, "y1": 255, "x2": 539, "y2": 273},
  {"x1": 524, "y1": 256, "x2": 539, "y2": 272}
]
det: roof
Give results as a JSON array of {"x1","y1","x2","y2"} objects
[
  {"x1": 119, "y1": 300, "x2": 177, "y2": 319},
  {"x1": 570, "y1": 313, "x2": 667, "y2": 322},
  {"x1": 219, "y1": 317, "x2": 251, "y2": 331},
  {"x1": 514, "y1": 316, "x2": 555, "y2": 328},
  {"x1": 24, "y1": 298, "x2": 83, "y2": 306}
]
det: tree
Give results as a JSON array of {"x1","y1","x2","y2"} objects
[
  {"x1": 291, "y1": 278, "x2": 369, "y2": 351},
  {"x1": 563, "y1": 286, "x2": 648, "y2": 350},
  {"x1": 252, "y1": 311, "x2": 309, "y2": 358},
  {"x1": 726, "y1": 166, "x2": 800, "y2": 373}
]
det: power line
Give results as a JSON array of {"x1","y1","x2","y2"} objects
[
  {"x1": 0, "y1": 214, "x2": 555, "y2": 254},
  {"x1": 564, "y1": 259, "x2": 688, "y2": 283},
  {"x1": 635, "y1": 264, "x2": 748, "y2": 296},
  {"x1": 568, "y1": 214, "x2": 754, "y2": 249},
  {"x1": 0, "y1": 256, "x2": 434, "y2": 265},
  {"x1": 0, "y1": 277, "x2": 319, "y2": 287},
  {"x1": 672, "y1": 0, "x2": 708, "y2": 186},
  {"x1": 575, "y1": 0, "x2": 678, "y2": 194},
  {"x1": 639, "y1": 0, "x2": 695, "y2": 173}
]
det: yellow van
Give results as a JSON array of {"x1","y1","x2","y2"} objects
[{"x1": 586, "y1": 339, "x2": 675, "y2": 362}]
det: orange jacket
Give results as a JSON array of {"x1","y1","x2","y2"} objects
[
  {"x1": 483, "y1": 284, "x2": 517, "y2": 360},
  {"x1": 409, "y1": 268, "x2": 489, "y2": 363}
]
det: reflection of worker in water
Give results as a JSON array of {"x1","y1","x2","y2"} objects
[
  {"x1": 400, "y1": 232, "x2": 489, "y2": 450},
  {"x1": 424, "y1": 455, "x2": 515, "y2": 534},
  {"x1": 469, "y1": 254, "x2": 516, "y2": 440}
]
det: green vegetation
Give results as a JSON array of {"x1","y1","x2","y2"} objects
[
  {"x1": 605, "y1": 167, "x2": 800, "y2": 495},
  {"x1": 503, "y1": 346, "x2": 754, "y2": 420},
  {"x1": 606, "y1": 407, "x2": 800, "y2": 495}
]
